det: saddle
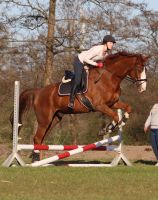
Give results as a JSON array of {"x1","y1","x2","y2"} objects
[{"x1": 58, "y1": 70, "x2": 88, "y2": 96}]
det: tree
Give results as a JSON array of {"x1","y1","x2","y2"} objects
[
  {"x1": 45, "y1": 0, "x2": 56, "y2": 85},
  {"x1": 1, "y1": 0, "x2": 158, "y2": 144},
  {"x1": 0, "y1": 23, "x2": 9, "y2": 72}
]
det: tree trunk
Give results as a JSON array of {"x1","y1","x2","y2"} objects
[{"x1": 44, "y1": 0, "x2": 56, "y2": 85}]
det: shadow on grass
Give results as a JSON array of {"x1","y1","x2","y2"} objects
[
  {"x1": 134, "y1": 160, "x2": 157, "y2": 166},
  {"x1": 52, "y1": 160, "x2": 111, "y2": 166}
]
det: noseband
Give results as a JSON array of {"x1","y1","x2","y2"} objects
[
  {"x1": 125, "y1": 56, "x2": 147, "y2": 85},
  {"x1": 125, "y1": 76, "x2": 147, "y2": 85}
]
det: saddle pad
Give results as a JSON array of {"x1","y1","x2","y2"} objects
[{"x1": 58, "y1": 71, "x2": 88, "y2": 96}]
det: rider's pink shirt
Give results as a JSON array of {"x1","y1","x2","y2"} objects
[{"x1": 78, "y1": 45, "x2": 108, "y2": 66}]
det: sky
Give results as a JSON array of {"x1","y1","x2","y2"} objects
[
  {"x1": 134, "y1": 0, "x2": 158, "y2": 11},
  {"x1": 146, "y1": 0, "x2": 158, "y2": 10},
  {"x1": 1, "y1": 0, "x2": 157, "y2": 41}
]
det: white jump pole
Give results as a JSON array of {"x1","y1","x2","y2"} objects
[
  {"x1": 2, "y1": 81, "x2": 25, "y2": 167},
  {"x1": 108, "y1": 109, "x2": 132, "y2": 167}
]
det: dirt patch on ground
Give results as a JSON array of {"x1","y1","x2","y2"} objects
[
  {"x1": 62, "y1": 145, "x2": 156, "y2": 162},
  {"x1": 0, "y1": 144, "x2": 10, "y2": 158},
  {"x1": 122, "y1": 145, "x2": 155, "y2": 161}
]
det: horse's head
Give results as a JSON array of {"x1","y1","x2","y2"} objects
[
  {"x1": 105, "y1": 52, "x2": 149, "y2": 93},
  {"x1": 127, "y1": 54, "x2": 149, "y2": 93}
]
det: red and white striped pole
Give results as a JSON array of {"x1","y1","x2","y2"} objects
[
  {"x1": 17, "y1": 144, "x2": 117, "y2": 151},
  {"x1": 30, "y1": 134, "x2": 121, "y2": 167}
]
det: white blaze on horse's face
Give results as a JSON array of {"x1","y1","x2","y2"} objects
[{"x1": 138, "y1": 68, "x2": 147, "y2": 93}]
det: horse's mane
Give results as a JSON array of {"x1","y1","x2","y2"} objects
[
  {"x1": 106, "y1": 51, "x2": 141, "y2": 60},
  {"x1": 105, "y1": 51, "x2": 142, "y2": 65}
]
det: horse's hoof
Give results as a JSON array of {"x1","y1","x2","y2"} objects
[
  {"x1": 98, "y1": 129, "x2": 106, "y2": 137},
  {"x1": 122, "y1": 116, "x2": 128, "y2": 123},
  {"x1": 32, "y1": 152, "x2": 40, "y2": 162},
  {"x1": 108, "y1": 129, "x2": 112, "y2": 133},
  {"x1": 119, "y1": 121, "x2": 126, "y2": 127},
  {"x1": 105, "y1": 124, "x2": 115, "y2": 133}
]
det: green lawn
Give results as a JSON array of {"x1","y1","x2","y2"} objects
[{"x1": 0, "y1": 166, "x2": 158, "y2": 200}]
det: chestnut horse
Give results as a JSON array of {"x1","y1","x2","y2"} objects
[{"x1": 14, "y1": 51, "x2": 148, "y2": 159}]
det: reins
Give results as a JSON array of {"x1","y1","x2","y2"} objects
[
  {"x1": 94, "y1": 68, "x2": 106, "y2": 84},
  {"x1": 94, "y1": 67, "x2": 123, "y2": 84}
]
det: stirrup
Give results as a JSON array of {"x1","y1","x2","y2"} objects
[{"x1": 68, "y1": 102, "x2": 74, "y2": 109}]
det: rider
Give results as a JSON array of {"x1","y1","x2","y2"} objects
[{"x1": 68, "y1": 35, "x2": 116, "y2": 109}]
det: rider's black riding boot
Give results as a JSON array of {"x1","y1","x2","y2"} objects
[{"x1": 68, "y1": 84, "x2": 77, "y2": 109}]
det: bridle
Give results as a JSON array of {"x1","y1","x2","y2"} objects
[
  {"x1": 125, "y1": 56, "x2": 147, "y2": 86},
  {"x1": 125, "y1": 75, "x2": 147, "y2": 85}
]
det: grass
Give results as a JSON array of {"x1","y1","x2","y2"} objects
[{"x1": 0, "y1": 166, "x2": 158, "y2": 200}]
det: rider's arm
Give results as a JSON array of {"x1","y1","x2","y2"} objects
[{"x1": 80, "y1": 46, "x2": 101, "y2": 66}]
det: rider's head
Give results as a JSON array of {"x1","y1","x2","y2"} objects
[{"x1": 102, "y1": 35, "x2": 116, "y2": 50}]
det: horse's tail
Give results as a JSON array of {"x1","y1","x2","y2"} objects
[{"x1": 10, "y1": 88, "x2": 39, "y2": 133}]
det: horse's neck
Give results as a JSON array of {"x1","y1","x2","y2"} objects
[
  {"x1": 106, "y1": 60, "x2": 130, "y2": 80},
  {"x1": 89, "y1": 60, "x2": 131, "y2": 85}
]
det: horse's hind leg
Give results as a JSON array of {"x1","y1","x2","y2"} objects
[
  {"x1": 34, "y1": 112, "x2": 64, "y2": 144},
  {"x1": 32, "y1": 124, "x2": 50, "y2": 162},
  {"x1": 32, "y1": 112, "x2": 63, "y2": 162}
]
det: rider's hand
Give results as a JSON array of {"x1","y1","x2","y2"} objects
[{"x1": 96, "y1": 62, "x2": 103, "y2": 68}]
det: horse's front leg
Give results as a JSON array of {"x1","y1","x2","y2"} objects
[
  {"x1": 111, "y1": 100, "x2": 132, "y2": 126},
  {"x1": 96, "y1": 104, "x2": 120, "y2": 133}
]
